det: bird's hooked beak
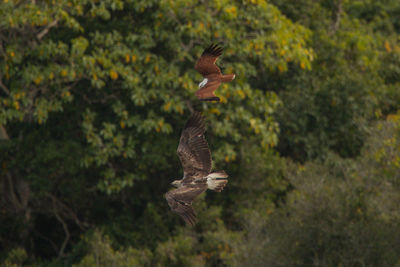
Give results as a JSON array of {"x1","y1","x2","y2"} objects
[{"x1": 171, "y1": 180, "x2": 180, "y2": 187}]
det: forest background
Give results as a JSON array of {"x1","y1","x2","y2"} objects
[{"x1": 1, "y1": 0, "x2": 400, "y2": 266}]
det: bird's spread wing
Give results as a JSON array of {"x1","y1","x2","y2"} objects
[
  {"x1": 177, "y1": 112, "x2": 212, "y2": 178},
  {"x1": 195, "y1": 79, "x2": 221, "y2": 102},
  {"x1": 195, "y1": 44, "x2": 223, "y2": 77},
  {"x1": 165, "y1": 184, "x2": 207, "y2": 226}
]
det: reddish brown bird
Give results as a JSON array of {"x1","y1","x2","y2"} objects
[{"x1": 194, "y1": 44, "x2": 236, "y2": 101}]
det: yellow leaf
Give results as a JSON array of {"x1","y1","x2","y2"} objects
[
  {"x1": 224, "y1": 6, "x2": 237, "y2": 17},
  {"x1": 386, "y1": 114, "x2": 398, "y2": 121},
  {"x1": 384, "y1": 40, "x2": 392, "y2": 53},
  {"x1": 145, "y1": 55, "x2": 151, "y2": 63},
  {"x1": 109, "y1": 70, "x2": 118, "y2": 80},
  {"x1": 300, "y1": 62, "x2": 306, "y2": 69},
  {"x1": 60, "y1": 69, "x2": 68, "y2": 77},
  {"x1": 125, "y1": 54, "x2": 130, "y2": 63},
  {"x1": 163, "y1": 102, "x2": 171, "y2": 111},
  {"x1": 131, "y1": 54, "x2": 137, "y2": 62},
  {"x1": 34, "y1": 76, "x2": 43, "y2": 85},
  {"x1": 154, "y1": 65, "x2": 160, "y2": 74},
  {"x1": 236, "y1": 89, "x2": 246, "y2": 99},
  {"x1": 120, "y1": 121, "x2": 125, "y2": 129},
  {"x1": 209, "y1": 108, "x2": 220, "y2": 115},
  {"x1": 49, "y1": 72, "x2": 54, "y2": 80},
  {"x1": 219, "y1": 95, "x2": 228, "y2": 103},
  {"x1": 14, "y1": 101, "x2": 19, "y2": 110},
  {"x1": 10, "y1": 51, "x2": 15, "y2": 57},
  {"x1": 176, "y1": 105, "x2": 183, "y2": 114}
]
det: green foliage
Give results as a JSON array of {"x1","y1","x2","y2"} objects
[
  {"x1": 266, "y1": 0, "x2": 397, "y2": 161},
  {"x1": 1, "y1": 0, "x2": 399, "y2": 266},
  {"x1": 73, "y1": 230, "x2": 152, "y2": 267},
  {"x1": 346, "y1": 0, "x2": 400, "y2": 34},
  {"x1": 74, "y1": 207, "x2": 242, "y2": 267},
  {"x1": 0, "y1": 0, "x2": 313, "y2": 194},
  {"x1": 229, "y1": 116, "x2": 400, "y2": 266},
  {"x1": 1, "y1": 248, "x2": 28, "y2": 267}
]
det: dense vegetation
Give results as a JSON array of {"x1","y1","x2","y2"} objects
[{"x1": 1, "y1": 0, "x2": 399, "y2": 266}]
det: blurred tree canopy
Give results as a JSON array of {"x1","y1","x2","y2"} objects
[{"x1": 0, "y1": 0, "x2": 399, "y2": 266}]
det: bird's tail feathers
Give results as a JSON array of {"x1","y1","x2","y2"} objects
[
  {"x1": 221, "y1": 74, "x2": 235, "y2": 83},
  {"x1": 207, "y1": 171, "x2": 228, "y2": 192}
]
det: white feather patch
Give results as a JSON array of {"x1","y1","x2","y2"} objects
[
  {"x1": 198, "y1": 78, "x2": 208, "y2": 88},
  {"x1": 206, "y1": 171, "x2": 228, "y2": 191}
]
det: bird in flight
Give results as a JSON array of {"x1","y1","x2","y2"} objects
[
  {"x1": 194, "y1": 44, "x2": 236, "y2": 102},
  {"x1": 165, "y1": 112, "x2": 228, "y2": 226}
]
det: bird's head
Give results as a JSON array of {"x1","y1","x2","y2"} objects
[{"x1": 171, "y1": 180, "x2": 181, "y2": 188}]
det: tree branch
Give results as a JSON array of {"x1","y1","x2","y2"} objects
[
  {"x1": 185, "y1": 100, "x2": 194, "y2": 113},
  {"x1": 330, "y1": 0, "x2": 343, "y2": 35},
  {"x1": 0, "y1": 79, "x2": 10, "y2": 95},
  {"x1": 37, "y1": 20, "x2": 58, "y2": 40},
  {"x1": 34, "y1": 229, "x2": 59, "y2": 255},
  {"x1": 0, "y1": 125, "x2": 9, "y2": 140},
  {"x1": 47, "y1": 193, "x2": 86, "y2": 229},
  {"x1": 52, "y1": 198, "x2": 70, "y2": 258},
  {"x1": 4, "y1": 173, "x2": 21, "y2": 211}
]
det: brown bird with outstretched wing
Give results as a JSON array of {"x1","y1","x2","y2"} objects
[
  {"x1": 194, "y1": 44, "x2": 236, "y2": 101},
  {"x1": 165, "y1": 112, "x2": 229, "y2": 226}
]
